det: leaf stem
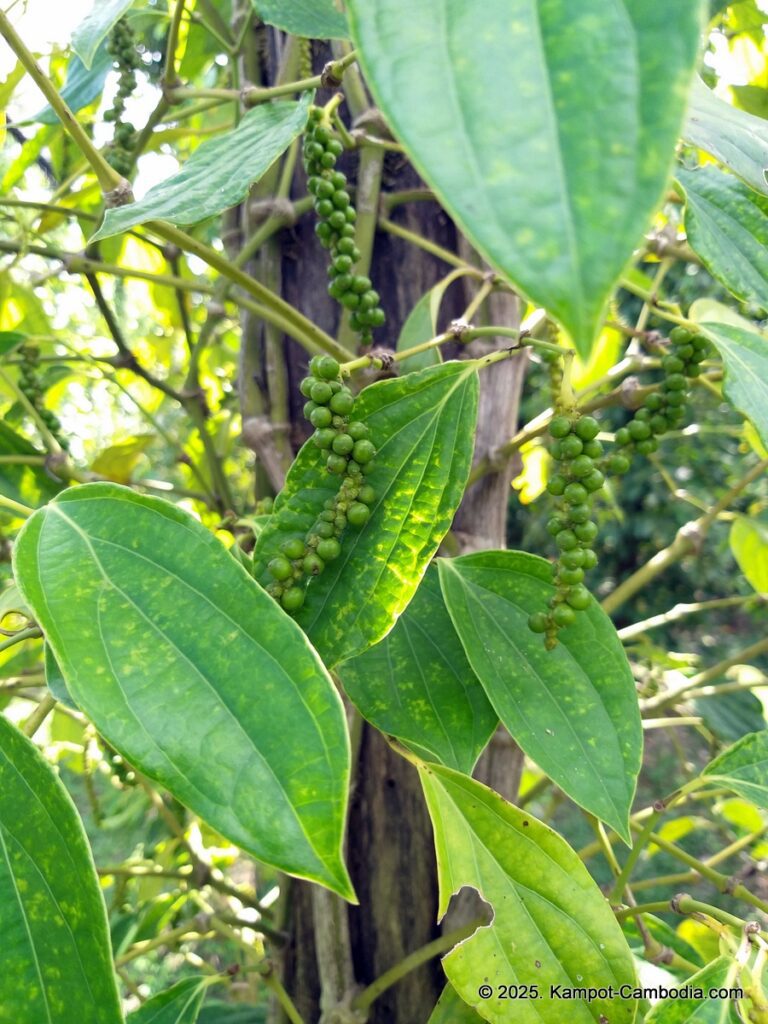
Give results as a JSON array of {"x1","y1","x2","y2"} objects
[
  {"x1": 0, "y1": 627, "x2": 41, "y2": 653},
  {"x1": 0, "y1": 494, "x2": 35, "y2": 518},
  {"x1": 22, "y1": 693, "x2": 56, "y2": 737},
  {"x1": 352, "y1": 919, "x2": 484, "y2": 1013},
  {"x1": 618, "y1": 595, "x2": 765, "y2": 641},
  {"x1": 609, "y1": 809, "x2": 663, "y2": 903}
]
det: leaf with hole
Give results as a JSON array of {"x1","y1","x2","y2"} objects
[
  {"x1": 698, "y1": 730, "x2": 768, "y2": 809},
  {"x1": 438, "y1": 551, "x2": 641, "y2": 841},
  {"x1": 729, "y1": 516, "x2": 768, "y2": 594},
  {"x1": 0, "y1": 715, "x2": 122, "y2": 1023},
  {"x1": 128, "y1": 977, "x2": 211, "y2": 1024},
  {"x1": 684, "y1": 77, "x2": 768, "y2": 197},
  {"x1": 339, "y1": 566, "x2": 497, "y2": 773},
  {"x1": 91, "y1": 93, "x2": 313, "y2": 241},
  {"x1": 678, "y1": 166, "x2": 768, "y2": 309},
  {"x1": 253, "y1": 361, "x2": 479, "y2": 666},
  {"x1": 251, "y1": 0, "x2": 348, "y2": 39},
  {"x1": 692, "y1": 316, "x2": 768, "y2": 448},
  {"x1": 13, "y1": 483, "x2": 354, "y2": 899},
  {"x1": 420, "y1": 764, "x2": 636, "y2": 1024},
  {"x1": 347, "y1": 0, "x2": 703, "y2": 357},
  {"x1": 72, "y1": 0, "x2": 135, "y2": 69}
]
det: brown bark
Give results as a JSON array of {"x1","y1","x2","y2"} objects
[{"x1": 236, "y1": 34, "x2": 528, "y2": 1021}]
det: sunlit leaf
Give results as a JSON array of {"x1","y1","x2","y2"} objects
[
  {"x1": 32, "y1": 43, "x2": 113, "y2": 124},
  {"x1": 699, "y1": 730, "x2": 768, "y2": 808},
  {"x1": 339, "y1": 566, "x2": 497, "y2": 773},
  {"x1": 396, "y1": 284, "x2": 447, "y2": 373},
  {"x1": 428, "y1": 985, "x2": 484, "y2": 1023},
  {"x1": 645, "y1": 956, "x2": 737, "y2": 1022},
  {"x1": 692, "y1": 317, "x2": 768, "y2": 448},
  {"x1": 92, "y1": 94, "x2": 313, "y2": 241},
  {"x1": 684, "y1": 77, "x2": 768, "y2": 197},
  {"x1": 253, "y1": 361, "x2": 479, "y2": 666},
  {"x1": 438, "y1": 551, "x2": 641, "y2": 840},
  {"x1": 729, "y1": 515, "x2": 768, "y2": 593},
  {"x1": 13, "y1": 484, "x2": 355, "y2": 899},
  {"x1": 72, "y1": 0, "x2": 135, "y2": 69},
  {"x1": 128, "y1": 977, "x2": 211, "y2": 1024},
  {"x1": 347, "y1": 0, "x2": 703, "y2": 356},
  {"x1": 0, "y1": 716, "x2": 122, "y2": 1023},
  {"x1": 678, "y1": 166, "x2": 768, "y2": 309},
  {"x1": 420, "y1": 764, "x2": 636, "y2": 1024}
]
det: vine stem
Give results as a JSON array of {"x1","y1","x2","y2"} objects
[
  {"x1": 602, "y1": 457, "x2": 768, "y2": 616},
  {"x1": 352, "y1": 918, "x2": 484, "y2": 1013},
  {"x1": 618, "y1": 594, "x2": 766, "y2": 641},
  {"x1": 609, "y1": 809, "x2": 663, "y2": 903},
  {"x1": 22, "y1": 694, "x2": 57, "y2": 738},
  {"x1": 0, "y1": 628, "x2": 42, "y2": 653},
  {"x1": 643, "y1": 635, "x2": 768, "y2": 713},
  {"x1": 0, "y1": 494, "x2": 35, "y2": 518}
]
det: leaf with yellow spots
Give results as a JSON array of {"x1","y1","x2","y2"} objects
[
  {"x1": 13, "y1": 483, "x2": 355, "y2": 900},
  {"x1": 0, "y1": 716, "x2": 122, "y2": 1024},
  {"x1": 347, "y1": 0, "x2": 704, "y2": 357},
  {"x1": 419, "y1": 764, "x2": 637, "y2": 1024},
  {"x1": 253, "y1": 361, "x2": 479, "y2": 666},
  {"x1": 437, "y1": 551, "x2": 641, "y2": 841}
]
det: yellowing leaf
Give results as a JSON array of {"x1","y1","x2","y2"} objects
[{"x1": 511, "y1": 441, "x2": 550, "y2": 505}]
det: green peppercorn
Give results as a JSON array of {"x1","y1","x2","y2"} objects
[
  {"x1": 566, "y1": 585, "x2": 591, "y2": 610},
  {"x1": 310, "y1": 381, "x2": 333, "y2": 404},
  {"x1": 347, "y1": 502, "x2": 371, "y2": 528},
  {"x1": 569, "y1": 455, "x2": 594, "y2": 478},
  {"x1": 568, "y1": 503, "x2": 591, "y2": 524},
  {"x1": 559, "y1": 567, "x2": 585, "y2": 585},
  {"x1": 574, "y1": 521, "x2": 598, "y2": 543},
  {"x1": 557, "y1": 434, "x2": 584, "y2": 459},
  {"x1": 574, "y1": 416, "x2": 600, "y2": 441},
  {"x1": 281, "y1": 538, "x2": 306, "y2": 560},
  {"x1": 561, "y1": 548, "x2": 586, "y2": 569},
  {"x1": 547, "y1": 475, "x2": 567, "y2": 496},
  {"x1": 348, "y1": 421, "x2": 369, "y2": 441},
  {"x1": 582, "y1": 469, "x2": 605, "y2": 493},
  {"x1": 547, "y1": 516, "x2": 565, "y2": 536},
  {"x1": 282, "y1": 587, "x2": 306, "y2": 612},
  {"x1": 556, "y1": 529, "x2": 579, "y2": 551},
  {"x1": 549, "y1": 415, "x2": 573, "y2": 439},
  {"x1": 358, "y1": 484, "x2": 376, "y2": 505},
  {"x1": 608, "y1": 454, "x2": 631, "y2": 474},
  {"x1": 332, "y1": 433, "x2": 354, "y2": 455},
  {"x1": 326, "y1": 453, "x2": 348, "y2": 474},
  {"x1": 313, "y1": 428, "x2": 337, "y2": 449},
  {"x1": 330, "y1": 390, "x2": 355, "y2": 415},
  {"x1": 615, "y1": 427, "x2": 631, "y2": 447},
  {"x1": 528, "y1": 612, "x2": 549, "y2": 633},
  {"x1": 582, "y1": 549, "x2": 598, "y2": 570},
  {"x1": 303, "y1": 553, "x2": 325, "y2": 576},
  {"x1": 552, "y1": 604, "x2": 576, "y2": 627},
  {"x1": 317, "y1": 538, "x2": 341, "y2": 561},
  {"x1": 268, "y1": 556, "x2": 293, "y2": 581},
  {"x1": 308, "y1": 407, "x2": 332, "y2": 430},
  {"x1": 352, "y1": 439, "x2": 376, "y2": 464}
]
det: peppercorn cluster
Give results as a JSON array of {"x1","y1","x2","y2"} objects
[
  {"x1": 18, "y1": 345, "x2": 69, "y2": 451},
  {"x1": 303, "y1": 109, "x2": 385, "y2": 346},
  {"x1": 608, "y1": 326, "x2": 709, "y2": 472},
  {"x1": 265, "y1": 354, "x2": 377, "y2": 614},
  {"x1": 528, "y1": 414, "x2": 603, "y2": 646},
  {"x1": 104, "y1": 18, "x2": 141, "y2": 177}
]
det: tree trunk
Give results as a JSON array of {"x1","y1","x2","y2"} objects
[{"x1": 235, "y1": 33, "x2": 528, "y2": 1020}]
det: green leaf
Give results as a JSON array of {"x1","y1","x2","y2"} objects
[
  {"x1": 32, "y1": 43, "x2": 113, "y2": 125},
  {"x1": 645, "y1": 956, "x2": 736, "y2": 1022},
  {"x1": 128, "y1": 977, "x2": 209, "y2": 1024},
  {"x1": 699, "y1": 730, "x2": 768, "y2": 808},
  {"x1": 198, "y1": 1004, "x2": 265, "y2": 1024},
  {"x1": 253, "y1": 361, "x2": 479, "y2": 666},
  {"x1": 396, "y1": 285, "x2": 445, "y2": 373},
  {"x1": 252, "y1": 0, "x2": 348, "y2": 39},
  {"x1": 0, "y1": 581, "x2": 30, "y2": 624},
  {"x1": 72, "y1": 0, "x2": 135, "y2": 69},
  {"x1": 339, "y1": 566, "x2": 497, "y2": 773},
  {"x1": 347, "y1": 0, "x2": 703, "y2": 357},
  {"x1": 677, "y1": 166, "x2": 768, "y2": 309},
  {"x1": 437, "y1": 551, "x2": 641, "y2": 840},
  {"x1": 0, "y1": 715, "x2": 122, "y2": 1023},
  {"x1": 428, "y1": 985, "x2": 485, "y2": 1023},
  {"x1": 91, "y1": 94, "x2": 313, "y2": 242},
  {"x1": 45, "y1": 644, "x2": 78, "y2": 711},
  {"x1": 693, "y1": 317, "x2": 768, "y2": 448},
  {"x1": 694, "y1": 689, "x2": 767, "y2": 744},
  {"x1": 0, "y1": 421, "x2": 62, "y2": 513},
  {"x1": 0, "y1": 331, "x2": 26, "y2": 358},
  {"x1": 729, "y1": 515, "x2": 768, "y2": 593},
  {"x1": 419, "y1": 764, "x2": 636, "y2": 1024},
  {"x1": 13, "y1": 483, "x2": 354, "y2": 899},
  {"x1": 684, "y1": 77, "x2": 768, "y2": 197}
]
